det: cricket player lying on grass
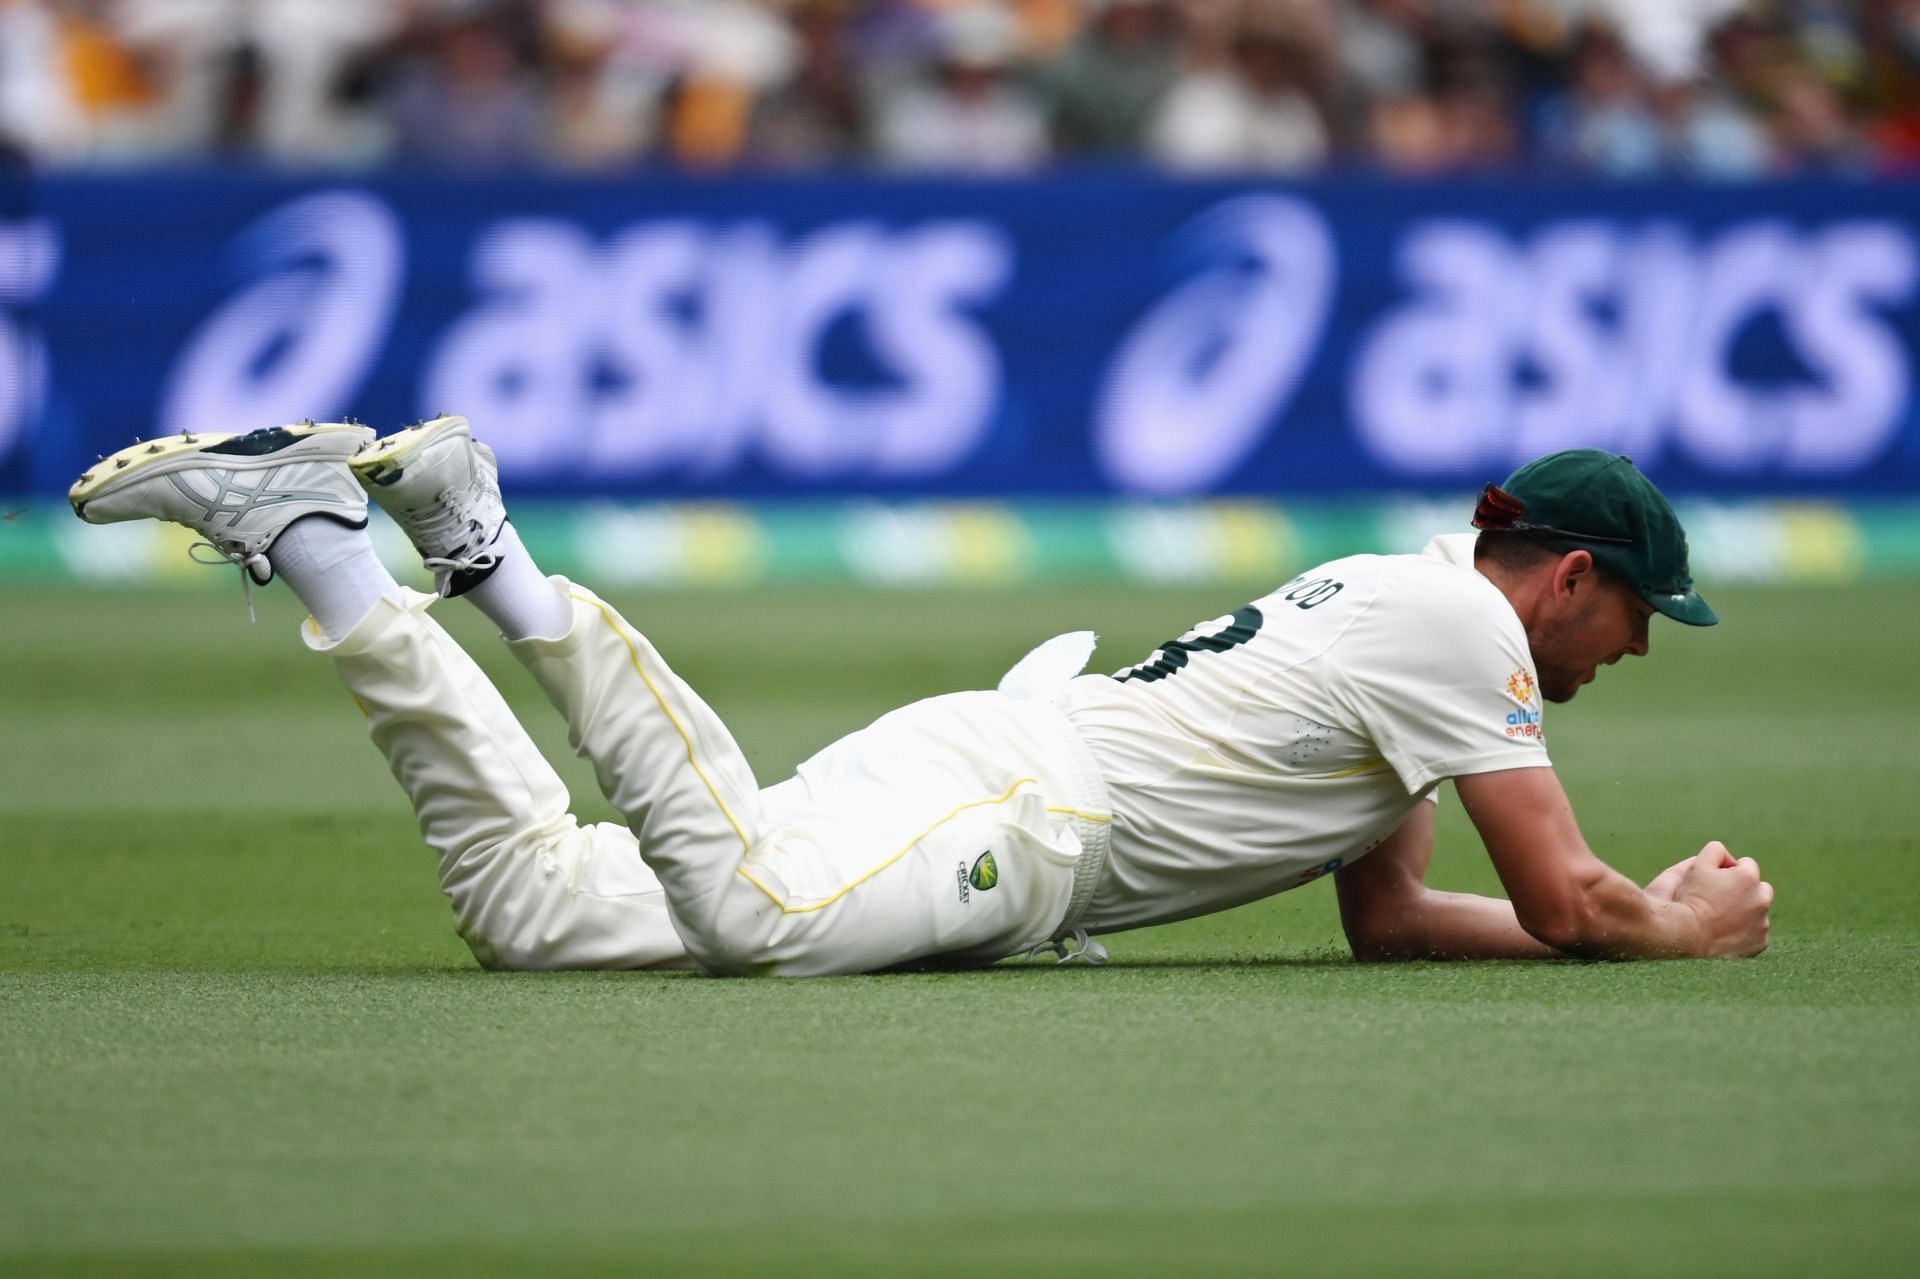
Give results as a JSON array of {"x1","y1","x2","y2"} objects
[{"x1": 70, "y1": 419, "x2": 1772, "y2": 973}]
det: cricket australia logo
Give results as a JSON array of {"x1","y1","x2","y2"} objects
[{"x1": 956, "y1": 851, "x2": 999, "y2": 904}]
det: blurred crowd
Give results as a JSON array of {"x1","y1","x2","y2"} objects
[{"x1": 3, "y1": 0, "x2": 1918, "y2": 178}]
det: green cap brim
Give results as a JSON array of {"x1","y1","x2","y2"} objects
[{"x1": 1648, "y1": 589, "x2": 1718, "y2": 627}]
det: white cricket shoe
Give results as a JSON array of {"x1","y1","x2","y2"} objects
[
  {"x1": 69, "y1": 421, "x2": 373, "y2": 585},
  {"x1": 349, "y1": 414, "x2": 507, "y2": 597}
]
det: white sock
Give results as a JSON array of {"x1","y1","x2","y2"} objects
[
  {"x1": 462, "y1": 522, "x2": 572, "y2": 642},
  {"x1": 270, "y1": 515, "x2": 403, "y2": 641}
]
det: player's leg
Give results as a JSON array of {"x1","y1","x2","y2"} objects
[
  {"x1": 68, "y1": 423, "x2": 690, "y2": 972},
  {"x1": 306, "y1": 589, "x2": 692, "y2": 971},
  {"x1": 502, "y1": 594, "x2": 1116, "y2": 976},
  {"x1": 351, "y1": 415, "x2": 779, "y2": 973},
  {"x1": 511, "y1": 581, "x2": 1114, "y2": 976},
  {"x1": 351, "y1": 416, "x2": 1112, "y2": 977}
]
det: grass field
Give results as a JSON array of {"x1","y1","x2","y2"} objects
[{"x1": 3, "y1": 579, "x2": 1917, "y2": 1278}]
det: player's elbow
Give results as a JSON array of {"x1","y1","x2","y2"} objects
[
  {"x1": 1513, "y1": 869, "x2": 1613, "y2": 954},
  {"x1": 1340, "y1": 896, "x2": 1424, "y2": 963},
  {"x1": 1347, "y1": 935, "x2": 1413, "y2": 963},
  {"x1": 1515, "y1": 904, "x2": 1588, "y2": 954}
]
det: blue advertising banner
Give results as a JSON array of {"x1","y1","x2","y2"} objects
[{"x1": 4, "y1": 172, "x2": 1919, "y2": 499}]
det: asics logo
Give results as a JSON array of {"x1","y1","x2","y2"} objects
[{"x1": 166, "y1": 463, "x2": 344, "y2": 527}]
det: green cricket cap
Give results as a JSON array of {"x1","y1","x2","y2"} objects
[{"x1": 1472, "y1": 449, "x2": 1718, "y2": 627}]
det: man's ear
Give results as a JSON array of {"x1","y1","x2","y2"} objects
[{"x1": 1552, "y1": 549, "x2": 1597, "y2": 602}]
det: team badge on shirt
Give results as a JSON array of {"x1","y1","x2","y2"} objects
[{"x1": 1503, "y1": 669, "x2": 1544, "y2": 740}]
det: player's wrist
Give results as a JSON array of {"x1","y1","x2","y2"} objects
[{"x1": 1662, "y1": 891, "x2": 1718, "y2": 957}]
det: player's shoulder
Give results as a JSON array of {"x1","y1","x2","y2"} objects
[
  {"x1": 1283, "y1": 534, "x2": 1521, "y2": 652},
  {"x1": 1260, "y1": 536, "x2": 1503, "y2": 618},
  {"x1": 1399, "y1": 535, "x2": 1520, "y2": 633}
]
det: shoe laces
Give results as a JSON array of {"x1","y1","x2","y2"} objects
[
  {"x1": 421, "y1": 548, "x2": 501, "y2": 578},
  {"x1": 406, "y1": 478, "x2": 503, "y2": 588},
  {"x1": 390, "y1": 471, "x2": 502, "y2": 568},
  {"x1": 187, "y1": 540, "x2": 271, "y2": 622}
]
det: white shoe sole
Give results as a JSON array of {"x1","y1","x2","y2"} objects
[
  {"x1": 349, "y1": 415, "x2": 472, "y2": 490},
  {"x1": 70, "y1": 421, "x2": 371, "y2": 520}
]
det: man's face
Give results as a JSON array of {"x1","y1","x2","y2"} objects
[{"x1": 1529, "y1": 572, "x2": 1653, "y2": 703}]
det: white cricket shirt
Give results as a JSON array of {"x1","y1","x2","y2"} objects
[{"x1": 1059, "y1": 534, "x2": 1551, "y2": 934}]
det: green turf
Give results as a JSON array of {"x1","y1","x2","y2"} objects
[{"x1": 2, "y1": 581, "x2": 1917, "y2": 1278}]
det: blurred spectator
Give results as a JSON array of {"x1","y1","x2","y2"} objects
[
  {"x1": 1433, "y1": 76, "x2": 1522, "y2": 171},
  {"x1": 1480, "y1": 0, "x2": 1575, "y2": 125},
  {"x1": 1039, "y1": 0, "x2": 1179, "y2": 159},
  {"x1": 1366, "y1": 91, "x2": 1448, "y2": 172},
  {"x1": 1699, "y1": 4, "x2": 1873, "y2": 176},
  {"x1": 539, "y1": 5, "x2": 659, "y2": 171},
  {"x1": 1705, "y1": 6, "x2": 1793, "y2": 112},
  {"x1": 1425, "y1": 25, "x2": 1524, "y2": 173},
  {"x1": 1337, "y1": 0, "x2": 1428, "y2": 107},
  {"x1": 749, "y1": 0, "x2": 862, "y2": 168},
  {"x1": 0, "y1": 1, "x2": 88, "y2": 161},
  {"x1": 1768, "y1": 62, "x2": 1871, "y2": 174},
  {"x1": 1654, "y1": 74, "x2": 1770, "y2": 178},
  {"x1": 537, "y1": 0, "x2": 694, "y2": 171},
  {"x1": 1593, "y1": 0, "x2": 1744, "y2": 83},
  {"x1": 1536, "y1": 22, "x2": 1664, "y2": 176},
  {"x1": 1149, "y1": 1, "x2": 1331, "y2": 173},
  {"x1": 1011, "y1": 0, "x2": 1085, "y2": 59},
  {"x1": 1793, "y1": 0, "x2": 1866, "y2": 91},
  {"x1": 1142, "y1": 0, "x2": 1239, "y2": 168},
  {"x1": 0, "y1": 0, "x2": 1904, "y2": 178},
  {"x1": 112, "y1": 0, "x2": 401, "y2": 166},
  {"x1": 46, "y1": 0, "x2": 152, "y2": 156},
  {"x1": 871, "y1": 1, "x2": 1050, "y2": 172},
  {"x1": 1860, "y1": 0, "x2": 1920, "y2": 168},
  {"x1": 660, "y1": 1, "x2": 796, "y2": 168},
  {"x1": 382, "y1": 8, "x2": 543, "y2": 170}
]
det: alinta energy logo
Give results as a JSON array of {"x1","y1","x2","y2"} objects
[{"x1": 1504, "y1": 668, "x2": 1544, "y2": 741}]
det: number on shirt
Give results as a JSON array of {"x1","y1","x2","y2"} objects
[{"x1": 1117, "y1": 605, "x2": 1264, "y2": 684}]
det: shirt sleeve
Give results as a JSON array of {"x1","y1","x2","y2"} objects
[{"x1": 1323, "y1": 570, "x2": 1552, "y2": 795}]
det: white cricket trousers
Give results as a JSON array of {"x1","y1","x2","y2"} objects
[{"x1": 307, "y1": 582, "x2": 1112, "y2": 976}]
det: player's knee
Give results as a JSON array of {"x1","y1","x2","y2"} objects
[
  {"x1": 452, "y1": 894, "x2": 573, "y2": 972},
  {"x1": 684, "y1": 929, "x2": 776, "y2": 977},
  {"x1": 680, "y1": 882, "x2": 784, "y2": 976},
  {"x1": 459, "y1": 926, "x2": 514, "y2": 971}
]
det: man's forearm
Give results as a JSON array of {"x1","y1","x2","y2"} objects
[
  {"x1": 1458, "y1": 769, "x2": 1765, "y2": 960},
  {"x1": 1351, "y1": 888, "x2": 1564, "y2": 962},
  {"x1": 1527, "y1": 870, "x2": 1710, "y2": 960}
]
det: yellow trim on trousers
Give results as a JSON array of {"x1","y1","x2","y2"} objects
[
  {"x1": 579, "y1": 592, "x2": 755, "y2": 857},
  {"x1": 735, "y1": 776, "x2": 1043, "y2": 915}
]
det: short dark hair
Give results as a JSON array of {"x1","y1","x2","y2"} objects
[
  {"x1": 1474, "y1": 530, "x2": 1633, "y2": 593},
  {"x1": 1473, "y1": 529, "x2": 1557, "y2": 571}
]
